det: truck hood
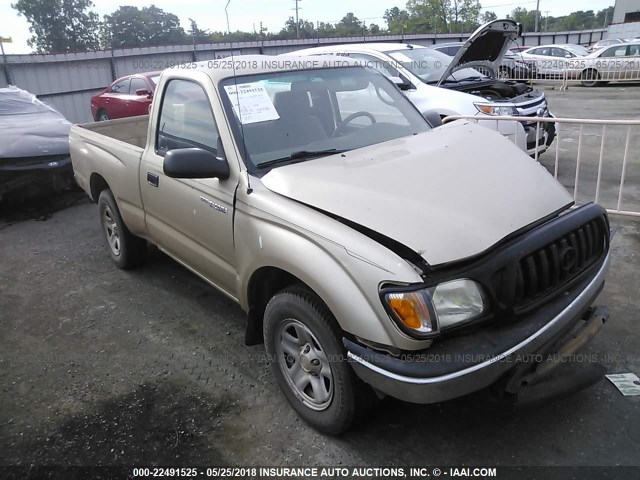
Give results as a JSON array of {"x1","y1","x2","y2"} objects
[
  {"x1": 260, "y1": 122, "x2": 572, "y2": 266},
  {"x1": 437, "y1": 19, "x2": 520, "y2": 86}
]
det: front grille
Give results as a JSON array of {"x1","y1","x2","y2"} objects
[
  {"x1": 516, "y1": 98, "x2": 546, "y2": 117},
  {"x1": 513, "y1": 216, "x2": 608, "y2": 309}
]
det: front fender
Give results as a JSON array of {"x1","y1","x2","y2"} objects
[{"x1": 234, "y1": 190, "x2": 430, "y2": 351}]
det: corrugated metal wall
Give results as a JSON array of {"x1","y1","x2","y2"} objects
[{"x1": 0, "y1": 29, "x2": 606, "y2": 123}]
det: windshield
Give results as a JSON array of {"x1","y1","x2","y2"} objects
[
  {"x1": 565, "y1": 45, "x2": 590, "y2": 56},
  {"x1": 220, "y1": 67, "x2": 429, "y2": 169},
  {"x1": 387, "y1": 47, "x2": 487, "y2": 84}
]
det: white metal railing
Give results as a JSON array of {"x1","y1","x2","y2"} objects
[
  {"x1": 442, "y1": 115, "x2": 640, "y2": 218},
  {"x1": 474, "y1": 58, "x2": 640, "y2": 89}
]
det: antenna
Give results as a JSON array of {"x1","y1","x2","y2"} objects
[{"x1": 225, "y1": 0, "x2": 253, "y2": 194}]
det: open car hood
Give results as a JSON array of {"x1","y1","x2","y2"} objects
[
  {"x1": 260, "y1": 122, "x2": 572, "y2": 266},
  {"x1": 437, "y1": 19, "x2": 521, "y2": 86}
]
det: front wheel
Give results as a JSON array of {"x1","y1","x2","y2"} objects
[
  {"x1": 98, "y1": 189, "x2": 146, "y2": 269},
  {"x1": 581, "y1": 69, "x2": 600, "y2": 87},
  {"x1": 263, "y1": 286, "x2": 376, "y2": 434}
]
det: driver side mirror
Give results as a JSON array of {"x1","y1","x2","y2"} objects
[
  {"x1": 136, "y1": 88, "x2": 153, "y2": 98},
  {"x1": 163, "y1": 146, "x2": 230, "y2": 180},
  {"x1": 421, "y1": 110, "x2": 442, "y2": 128},
  {"x1": 389, "y1": 75, "x2": 413, "y2": 91}
]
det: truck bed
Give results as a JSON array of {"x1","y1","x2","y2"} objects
[{"x1": 77, "y1": 115, "x2": 149, "y2": 148}]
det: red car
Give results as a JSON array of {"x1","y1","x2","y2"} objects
[{"x1": 90, "y1": 71, "x2": 161, "y2": 121}]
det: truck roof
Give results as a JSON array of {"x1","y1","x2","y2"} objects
[{"x1": 171, "y1": 54, "x2": 360, "y2": 82}]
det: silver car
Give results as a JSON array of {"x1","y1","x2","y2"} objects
[
  {"x1": 569, "y1": 41, "x2": 640, "y2": 86},
  {"x1": 519, "y1": 44, "x2": 591, "y2": 77},
  {"x1": 430, "y1": 42, "x2": 537, "y2": 81}
]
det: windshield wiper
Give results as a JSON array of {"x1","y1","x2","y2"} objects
[{"x1": 256, "y1": 149, "x2": 346, "y2": 169}]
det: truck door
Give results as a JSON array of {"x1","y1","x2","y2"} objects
[{"x1": 140, "y1": 78, "x2": 239, "y2": 299}]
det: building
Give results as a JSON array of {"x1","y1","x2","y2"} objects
[{"x1": 608, "y1": 0, "x2": 640, "y2": 38}]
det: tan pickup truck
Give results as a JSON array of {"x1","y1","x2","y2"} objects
[{"x1": 71, "y1": 56, "x2": 611, "y2": 434}]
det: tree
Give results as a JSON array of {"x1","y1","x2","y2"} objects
[
  {"x1": 384, "y1": 7, "x2": 409, "y2": 34},
  {"x1": 511, "y1": 7, "x2": 537, "y2": 32},
  {"x1": 335, "y1": 12, "x2": 366, "y2": 36},
  {"x1": 406, "y1": 0, "x2": 481, "y2": 34},
  {"x1": 482, "y1": 11, "x2": 497, "y2": 23},
  {"x1": 104, "y1": 5, "x2": 187, "y2": 48},
  {"x1": 12, "y1": 0, "x2": 100, "y2": 53},
  {"x1": 595, "y1": 6, "x2": 613, "y2": 28},
  {"x1": 189, "y1": 19, "x2": 211, "y2": 44},
  {"x1": 278, "y1": 17, "x2": 316, "y2": 39}
]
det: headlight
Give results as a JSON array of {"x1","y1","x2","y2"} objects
[
  {"x1": 383, "y1": 279, "x2": 486, "y2": 338},
  {"x1": 475, "y1": 103, "x2": 518, "y2": 116},
  {"x1": 430, "y1": 279, "x2": 486, "y2": 329}
]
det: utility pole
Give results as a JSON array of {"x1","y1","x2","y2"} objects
[
  {"x1": 0, "y1": 36, "x2": 12, "y2": 85},
  {"x1": 293, "y1": 0, "x2": 301, "y2": 39},
  {"x1": 544, "y1": 11, "x2": 550, "y2": 32},
  {"x1": 534, "y1": 0, "x2": 540, "y2": 32}
]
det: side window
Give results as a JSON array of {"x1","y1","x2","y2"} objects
[
  {"x1": 531, "y1": 48, "x2": 547, "y2": 56},
  {"x1": 348, "y1": 53, "x2": 400, "y2": 78},
  {"x1": 130, "y1": 77, "x2": 148, "y2": 94},
  {"x1": 447, "y1": 46, "x2": 461, "y2": 56},
  {"x1": 628, "y1": 45, "x2": 640, "y2": 56},
  {"x1": 110, "y1": 78, "x2": 130, "y2": 93},
  {"x1": 553, "y1": 48, "x2": 572, "y2": 58},
  {"x1": 601, "y1": 45, "x2": 629, "y2": 57},
  {"x1": 156, "y1": 79, "x2": 219, "y2": 154}
]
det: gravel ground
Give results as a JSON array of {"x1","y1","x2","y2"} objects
[{"x1": 1, "y1": 84, "x2": 639, "y2": 471}]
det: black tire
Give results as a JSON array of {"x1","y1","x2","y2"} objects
[
  {"x1": 581, "y1": 69, "x2": 600, "y2": 87},
  {"x1": 498, "y1": 66, "x2": 512, "y2": 81},
  {"x1": 97, "y1": 109, "x2": 110, "y2": 121},
  {"x1": 263, "y1": 286, "x2": 377, "y2": 434},
  {"x1": 97, "y1": 189, "x2": 146, "y2": 269}
]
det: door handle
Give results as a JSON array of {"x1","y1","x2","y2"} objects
[{"x1": 147, "y1": 172, "x2": 159, "y2": 187}]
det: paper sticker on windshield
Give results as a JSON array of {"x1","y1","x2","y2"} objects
[{"x1": 223, "y1": 83, "x2": 280, "y2": 124}]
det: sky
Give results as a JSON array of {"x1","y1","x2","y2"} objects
[{"x1": 0, "y1": 0, "x2": 616, "y2": 54}]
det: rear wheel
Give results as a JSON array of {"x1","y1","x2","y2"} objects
[
  {"x1": 581, "y1": 69, "x2": 601, "y2": 87},
  {"x1": 97, "y1": 109, "x2": 110, "y2": 121},
  {"x1": 98, "y1": 189, "x2": 146, "y2": 269},
  {"x1": 264, "y1": 286, "x2": 377, "y2": 434}
]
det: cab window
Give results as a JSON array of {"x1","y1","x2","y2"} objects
[{"x1": 156, "y1": 79, "x2": 219, "y2": 154}]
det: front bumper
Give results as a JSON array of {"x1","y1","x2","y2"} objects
[
  {"x1": 0, "y1": 155, "x2": 73, "y2": 196},
  {"x1": 345, "y1": 251, "x2": 610, "y2": 404}
]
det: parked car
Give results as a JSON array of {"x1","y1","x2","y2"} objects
[
  {"x1": 90, "y1": 71, "x2": 161, "y2": 121},
  {"x1": 589, "y1": 38, "x2": 627, "y2": 51},
  {"x1": 293, "y1": 19, "x2": 556, "y2": 156},
  {"x1": 0, "y1": 86, "x2": 73, "y2": 201},
  {"x1": 519, "y1": 44, "x2": 590, "y2": 77},
  {"x1": 430, "y1": 42, "x2": 537, "y2": 80},
  {"x1": 71, "y1": 55, "x2": 612, "y2": 434},
  {"x1": 568, "y1": 41, "x2": 640, "y2": 86}
]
